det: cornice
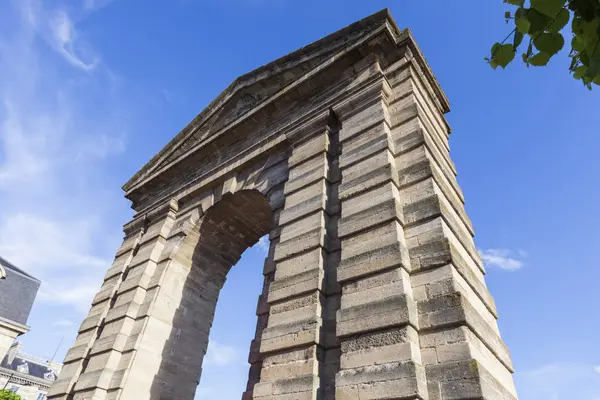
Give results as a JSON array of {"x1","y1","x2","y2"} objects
[
  {"x1": 395, "y1": 28, "x2": 451, "y2": 115},
  {"x1": 0, "y1": 316, "x2": 29, "y2": 335}
]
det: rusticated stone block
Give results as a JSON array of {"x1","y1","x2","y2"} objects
[
  {"x1": 339, "y1": 149, "x2": 399, "y2": 200},
  {"x1": 338, "y1": 182, "x2": 404, "y2": 238},
  {"x1": 338, "y1": 221, "x2": 410, "y2": 282},
  {"x1": 337, "y1": 294, "x2": 417, "y2": 338}
]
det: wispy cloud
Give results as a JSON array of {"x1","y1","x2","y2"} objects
[
  {"x1": 49, "y1": 9, "x2": 98, "y2": 70},
  {"x1": 195, "y1": 386, "x2": 213, "y2": 396},
  {"x1": 52, "y1": 319, "x2": 75, "y2": 328},
  {"x1": 15, "y1": 0, "x2": 101, "y2": 71},
  {"x1": 595, "y1": 366, "x2": 600, "y2": 375},
  {"x1": 0, "y1": 214, "x2": 109, "y2": 274},
  {"x1": 479, "y1": 248, "x2": 525, "y2": 271},
  {"x1": 83, "y1": 0, "x2": 116, "y2": 12},
  {"x1": 0, "y1": 213, "x2": 112, "y2": 313},
  {"x1": 516, "y1": 363, "x2": 600, "y2": 400},
  {"x1": 204, "y1": 341, "x2": 237, "y2": 367},
  {"x1": 0, "y1": 0, "x2": 129, "y2": 314},
  {"x1": 256, "y1": 235, "x2": 269, "y2": 254}
]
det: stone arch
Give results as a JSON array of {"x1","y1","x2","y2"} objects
[
  {"x1": 124, "y1": 190, "x2": 275, "y2": 400},
  {"x1": 50, "y1": 10, "x2": 520, "y2": 400}
]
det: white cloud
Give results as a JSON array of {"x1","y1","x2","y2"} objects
[
  {"x1": 195, "y1": 386, "x2": 213, "y2": 396},
  {"x1": 204, "y1": 341, "x2": 237, "y2": 367},
  {"x1": 0, "y1": 0, "x2": 128, "y2": 315},
  {"x1": 39, "y1": 281, "x2": 104, "y2": 313},
  {"x1": 479, "y1": 248, "x2": 524, "y2": 271},
  {"x1": 595, "y1": 366, "x2": 600, "y2": 375},
  {"x1": 0, "y1": 213, "x2": 111, "y2": 313},
  {"x1": 516, "y1": 363, "x2": 600, "y2": 400},
  {"x1": 0, "y1": 213, "x2": 108, "y2": 274},
  {"x1": 13, "y1": 0, "x2": 100, "y2": 71},
  {"x1": 52, "y1": 319, "x2": 75, "y2": 328},
  {"x1": 82, "y1": 0, "x2": 115, "y2": 12},
  {"x1": 49, "y1": 9, "x2": 98, "y2": 70},
  {"x1": 517, "y1": 249, "x2": 529, "y2": 258},
  {"x1": 256, "y1": 235, "x2": 269, "y2": 254}
]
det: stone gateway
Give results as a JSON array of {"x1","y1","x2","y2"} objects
[{"x1": 49, "y1": 10, "x2": 519, "y2": 400}]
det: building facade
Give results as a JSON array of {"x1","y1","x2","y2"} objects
[
  {"x1": 50, "y1": 9, "x2": 519, "y2": 400},
  {"x1": 0, "y1": 257, "x2": 40, "y2": 361},
  {"x1": 1, "y1": 342, "x2": 62, "y2": 400}
]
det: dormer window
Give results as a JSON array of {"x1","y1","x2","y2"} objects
[
  {"x1": 16, "y1": 361, "x2": 29, "y2": 374},
  {"x1": 44, "y1": 370, "x2": 57, "y2": 381}
]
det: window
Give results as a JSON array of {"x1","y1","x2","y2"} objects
[
  {"x1": 43, "y1": 370, "x2": 57, "y2": 381},
  {"x1": 16, "y1": 361, "x2": 29, "y2": 374},
  {"x1": 36, "y1": 393, "x2": 47, "y2": 400}
]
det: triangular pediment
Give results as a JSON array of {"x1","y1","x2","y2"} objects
[{"x1": 123, "y1": 9, "x2": 400, "y2": 194}]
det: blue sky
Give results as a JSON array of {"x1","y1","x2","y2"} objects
[{"x1": 0, "y1": 0, "x2": 599, "y2": 399}]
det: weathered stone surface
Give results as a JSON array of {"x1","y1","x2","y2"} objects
[
  {"x1": 50, "y1": 9, "x2": 519, "y2": 400},
  {"x1": 338, "y1": 221, "x2": 410, "y2": 282}
]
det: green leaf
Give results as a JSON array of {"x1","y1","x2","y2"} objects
[
  {"x1": 531, "y1": 0, "x2": 566, "y2": 17},
  {"x1": 516, "y1": 16, "x2": 531, "y2": 33},
  {"x1": 586, "y1": 52, "x2": 600, "y2": 77},
  {"x1": 569, "y1": 0, "x2": 596, "y2": 21},
  {"x1": 504, "y1": 0, "x2": 522, "y2": 5},
  {"x1": 494, "y1": 43, "x2": 516, "y2": 67},
  {"x1": 505, "y1": 11, "x2": 512, "y2": 19},
  {"x1": 580, "y1": 20, "x2": 600, "y2": 54},
  {"x1": 573, "y1": 65, "x2": 587, "y2": 78},
  {"x1": 580, "y1": 51, "x2": 590, "y2": 66},
  {"x1": 491, "y1": 42, "x2": 501, "y2": 56},
  {"x1": 490, "y1": 59, "x2": 499, "y2": 69},
  {"x1": 572, "y1": 36, "x2": 585, "y2": 52},
  {"x1": 526, "y1": 8, "x2": 552, "y2": 34},
  {"x1": 534, "y1": 32, "x2": 565, "y2": 55},
  {"x1": 514, "y1": 31, "x2": 524, "y2": 48},
  {"x1": 548, "y1": 8, "x2": 570, "y2": 32},
  {"x1": 528, "y1": 51, "x2": 552, "y2": 65},
  {"x1": 593, "y1": 74, "x2": 600, "y2": 85}
]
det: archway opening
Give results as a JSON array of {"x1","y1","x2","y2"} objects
[
  {"x1": 154, "y1": 189, "x2": 275, "y2": 400},
  {"x1": 194, "y1": 236, "x2": 269, "y2": 399},
  {"x1": 193, "y1": 189, "x2": 274, "y2": 399}
]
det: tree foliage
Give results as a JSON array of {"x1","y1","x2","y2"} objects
[
  {"x1": 486, "y1": 0, "x2": 600, "y2": 89},
  {"x1": 0, "y1": 390, "x2": 22, "y2": 400}
]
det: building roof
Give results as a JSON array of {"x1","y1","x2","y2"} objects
[
  {"x1": 1, "y1": 345, "x2": 61, "y2": 386},
  {"x1": 0, "y1": 256, "x2": 41, "y2": 326},
  {"x1": 0, "y1": 256, "x2": 39, "y2": 282}
]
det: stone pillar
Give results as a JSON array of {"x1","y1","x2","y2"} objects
[
  {"x1": 388, "y1": 52, "x2": 517, "y2": 399},
  {"x1": 250, "y1": 114, "x2": 339, "y2": 400},
  {"x1": 333, "y1": 67, "x2": 428, "y2": 400},
  {"x1": 48, "y1": 201, "x2": 179, "y2": 400},
  {"x1": 330, "y1": 53, "x2": 517, "y2": 399}
]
